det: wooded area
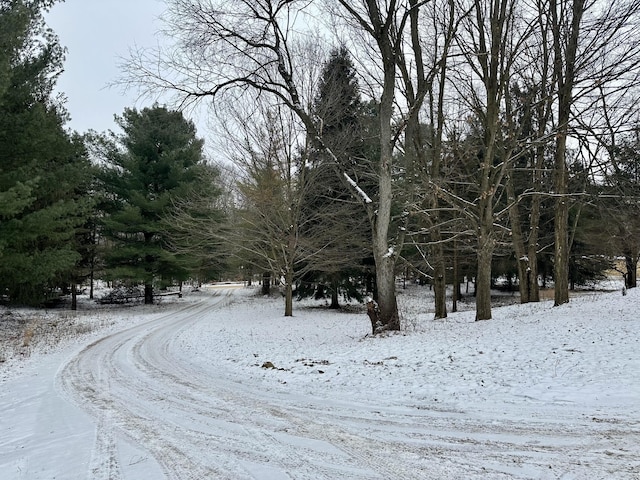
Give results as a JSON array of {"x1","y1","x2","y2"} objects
[{"x1": 3, "y1": 0, "x2": 640, "y2": 330}]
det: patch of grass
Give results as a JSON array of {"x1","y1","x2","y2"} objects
[{"x1": 22, "y1": 324, "x2": 35, "y2": 347}]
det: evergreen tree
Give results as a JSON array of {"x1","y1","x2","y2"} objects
[
  {"x1": 0, "y1": 0, "x2": 94, "y2": 305},
  {"x1": 100, "y1": 106, "x2": 210, "y2": 304},
  {"x1": 300, "y1": 46, "x2": 373, "y2": 307}
]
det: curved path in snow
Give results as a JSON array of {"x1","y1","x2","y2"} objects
[
  {"x1": 58, "y1": 288, "x2": 638, "y2": 479},
  {"x1": 59, "y1": 288, "x2": 388, "y2": 479}
]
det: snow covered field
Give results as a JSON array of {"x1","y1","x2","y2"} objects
[{"x1": 0, "y1": 283, "x2": 638, "y2": 479}]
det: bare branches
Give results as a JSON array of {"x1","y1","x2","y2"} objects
[{"x1": 120, "y1": 1, "x2": 317, "y2": 116}]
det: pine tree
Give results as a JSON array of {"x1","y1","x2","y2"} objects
[{"x1": 100, "y1": 106, "x2": 211, "y2": 304}]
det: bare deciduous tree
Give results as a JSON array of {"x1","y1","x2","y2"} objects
[
  {"x1": 450, "y1": 0, "x2": 534, "y2": 320},
  {"x1": 549, "y1": 0, "x2": 640, "y2": 305},
  {"x1": 397, "y1": 0, "x2": 461, "y2": 319}
]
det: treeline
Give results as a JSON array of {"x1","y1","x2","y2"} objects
[
  {"x1": 123, "y1": 0, "x2": 640, "y2": 328},
  {"x1": 0, "y1": 1, "x2": 225, "y2": 308},
  {"x1": 4, "y1": 0, "x2": 640, "y2": 329},
  {"x1": 177, "y1": 44, "x2": 639, "y2": 323}
]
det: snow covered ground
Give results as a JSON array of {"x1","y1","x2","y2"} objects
[{"x1": 0, "y1": 282, "x2": 638, "y2": 479}]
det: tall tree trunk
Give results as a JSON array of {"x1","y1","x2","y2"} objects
[
  {"x1": 330, "y1": 284, "x2": 340, "y2": 309},
  {"x1": 553, "y1": 132, "x2": 570, "y2": 306},
  {"x1": 371, "y1": 39, "x2": 400, "y2": 331},
  {"x1": 433, "y1": 240, "x2": 447, "y2": 318},
  {"x1": 527, "y1": 171, "x2": 543, "y2": 303},
  {"x1": 403, "y1": 48, "x2": 448, "y2": 320},
  {"x1": 475, "y1": 104, "x2": 499, "y2": 320},
  {"x1": 452, "y1": 240, "x2": 458, "y2": 313},
  {"x1": 427, "y1": 8, "x2": 451, "y2": 321},
  {"x1": 551, "y1": 0, "x2": 585, "y2": 307},
  {"x1": 262, "y1": 271, "x2": 271, "y2": 295},
  {"x1": 143, "y1": 235, "x2": 155, "y2": 305},
  {"x1": 468, "y1": 0, "x2": 512, "y2": 321},
  {"x1": 507, "y1": 173, "x2": 532, "y2": 303},
  {"x1": 553, "y1": 129, "x2": 570, "y2": 306},
  {"x1": 373, "y1": 254, "x2": 400, "y2": 331},
  {"x1": 527, "y1": 236, "x2": 540, "y2": 301},
  {"x1": 528, "y1": 49, "x2": 552, "y2": 304},
  {"x1": 406, "y1": 119, "x2": 448, "y2": 319},
  {"x1": 328, "y1": 276, "x2": 340, "y2": 308},
  {"x1": 476, "y1": 215, "x2": 494, "y2": 320},
  {"x1": 516, "y1": 255, "x2": 532, "y2": 303},
  {"x1": 476, "y1": 72, "x2": 499, "y2": 321}
]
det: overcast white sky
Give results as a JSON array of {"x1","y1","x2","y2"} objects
[{"x1": 46, "y1": 0, "x2": 178, "y2": 135}]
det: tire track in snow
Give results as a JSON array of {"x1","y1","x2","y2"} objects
[
  {"x1": 58, "y1": 293, "x2": 234, "y2": 479},
  {"x1": 85, "y1": 353, "x2": 121, "y2": 480},
  {"x1": 88, "y1": 413, "x2": 121, "y2": 480},
  {"x1": 268, "y1": 398, "x2": 640, "y2": 479},
  {"x1": 200, "y1": 357, "x2": 640, "y2": 479},
  {"x1": 121, "y1": 291, "x2": 386, "y2": 479}
]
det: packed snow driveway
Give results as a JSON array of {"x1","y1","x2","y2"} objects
[
  {"x1": 58, "y1": 288, "x2": 393, "y2": 479},
  {"x1": 2, "y1": 285, "x2": 639, "y2": 479}
]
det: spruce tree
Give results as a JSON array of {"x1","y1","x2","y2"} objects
[{"x1": 300, "y1": 46, "x2": 373, "y2": 307}]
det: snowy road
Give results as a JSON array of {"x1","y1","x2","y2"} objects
[
  {"x1": 57, "y1": 289, "x2": 393, "y2": 479},
  {"x1": 2, "y1": 285, "x2": 639, "y2": 479},
  {"x1": 56, "y1": 288, "x2": 380, "y2": 479}
]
